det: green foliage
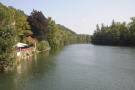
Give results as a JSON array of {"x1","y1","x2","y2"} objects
[
  {"x1": 77, "y1": 34, "x2": 91, "y2": 43},
  {"x1": 47, "y1": 17, "x2": 60, "y2": 48},
  {"x1": 0, "y1": 3, "x2": 14, "y2": 26},
  {"x1": 0, "y1": 3, "x2": 34, "y2": 71},
  {"x1": 0, "y1": 3, "x2": 90, "y2": 71},
  {"x1": 27, "y1": 10, "x2": 90, "y2": 49},
  {"x1": 47, "y1": 17, "x2": 90, "y2": 49},
  {"x1": 92, "y1": 18, "x2": 135, "y2": 46},
  {"x1": 0, "y1": 2, "x2": 33, "y2": 43},
  {"x1": 13, "y1": 8, "x2": 33, "y2": 42},
  {"x1": 37, "y1": 41, "x2": 50, "y2": 51},
  {"x1": 28, "y1": 10, "x2": 48, "y2": 40},
  {"x1": 0, "y1": 26, "x2": 16, "y2": 71}
]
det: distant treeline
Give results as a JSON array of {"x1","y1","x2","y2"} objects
[
  {"x1": 77, "y1": 34, "x2": 91, "y2": 43},
  {"x1": 91, "y1": 18, "x2": 135, "y2": 46},
  {"x1": 0, "y1": 3, "x2": 90, "y2": 71}
]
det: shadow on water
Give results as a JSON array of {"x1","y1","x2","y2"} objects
[{"x1": 49, "y1": 46, "x2": 65, "y2": 56}]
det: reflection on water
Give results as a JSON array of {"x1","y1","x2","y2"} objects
[
  {"x1": 1, "y1": 44, "x2": 135, "y2": 90},
  {"x1": 14, "y1": 52, "x2": 55, "y2": 90},
  {"x1": 0, "y1": 49, "x2": 60, "y2": 90},
  {"x1": 49, "y1": 47, "x2": 64, "y2": 56}
]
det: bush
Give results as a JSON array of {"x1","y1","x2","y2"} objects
[{"x1": 37, "y1": 41, "x2": 50, "y2": 51}]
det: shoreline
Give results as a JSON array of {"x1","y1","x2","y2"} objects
[{"x1": 3, "y1": 48, "x2": 51, "y2": 72}]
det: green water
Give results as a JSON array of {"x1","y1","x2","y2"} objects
[{"x1": 0, "y1": 44, "x2": 135, "y2": 90}]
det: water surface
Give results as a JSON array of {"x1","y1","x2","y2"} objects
[{"x1": 0, "y1": 44, "x2": 135, "y2": 90}]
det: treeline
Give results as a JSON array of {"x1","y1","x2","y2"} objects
[
  {"x1": 28, "y1": 10, "x2": 90, "y2": 48},
  {"x1": 0, "y1": 3, "x2": 90, "y2": 71},
  {"x1": 91, "y1": 18, "x2": 135, "y2": 46},
  {"x1": 77, "y1": 34, "x2": 91, "y2": 43}
]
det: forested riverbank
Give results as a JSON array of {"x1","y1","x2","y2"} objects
[
  {"x1": 0, "y1": 3, "x2": 90, "y2": 71},
  {"x1": 91, "y1": 18, "x2": 135, "y2": 46}
]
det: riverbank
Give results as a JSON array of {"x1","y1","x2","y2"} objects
[
  {"x1": 0, "y1": 2, "x2": 90, "y2": 72},
  {"x1": 3, "y1": 46, "x2": 51, "y2": 72}
]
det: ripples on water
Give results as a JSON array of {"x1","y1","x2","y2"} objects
[{"x1": 0, "y1": 44, "x2": 135, "y2": 90}]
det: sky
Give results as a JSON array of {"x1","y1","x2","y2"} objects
[{"x1": 0, "y1": 0, "x2": 135, "y2": 35}]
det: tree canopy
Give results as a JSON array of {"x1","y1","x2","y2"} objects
[{"x1": 92, "y1": 18, "x2": 135, "y2": 46}]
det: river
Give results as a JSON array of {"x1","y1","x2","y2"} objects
[{"x1": 0, "y1": 44, "x2": 135, "y2": 90}]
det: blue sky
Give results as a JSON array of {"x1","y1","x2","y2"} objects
[{"x1": 0, "y1": 0, "x2": 135, "y2": 34}]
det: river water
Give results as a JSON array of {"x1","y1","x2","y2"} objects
[{"x1": 0, "y1": 44, "x2": 135, "y2": 90}]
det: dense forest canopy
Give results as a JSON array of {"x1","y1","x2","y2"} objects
[{"x1": 91, "y1": 18, "x2": 135, "y2": 46}]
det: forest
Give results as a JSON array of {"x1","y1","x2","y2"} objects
[
  {"x1": 0, "y1": 3, "x2": 90, "y2": 71},
  {"x1": 91, "y1": 18, "x2": 135, "y2": 46}
]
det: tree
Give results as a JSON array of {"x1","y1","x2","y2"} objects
[
  {"x1": 0, "y1": 26, "x2": 16, "y2": 71},
  {"x1": 111, "y1": 19, "x2": 116, "y2": 28},
  {"x1": 91, "y1": 19, "x2": 135, "y2": 46},
  {"x1": 47, "y1": 17, "x2": 59, "y2": 48},
  {"x1": 14, "y1": 9, "x2": 33, "y2": 42},
  {"x1": 128, "y1": 17, "x2": 135, "y2": 45},
  {"x1": 28, "y1": 10, "x2": 48, "y2": 40},
  {"x1": 96, "y1": 24, "x2": 100, "y2": 31}
]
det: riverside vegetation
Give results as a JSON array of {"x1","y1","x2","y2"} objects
[
  {"x1": 92, "y1": 18, "x2": 135, "y2": 46},
  {"x1": 0, "y1": 3, "x2": 90, "y2": 71}
]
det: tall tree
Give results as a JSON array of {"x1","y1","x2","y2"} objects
[
  {"x1": 96, "y1": 24, "x2": 100, "y2": 31},
  {"x1": 28, "y1": 10, "x2": 48, "y2": 40}
]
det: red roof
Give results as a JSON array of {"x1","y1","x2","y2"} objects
[{"x1": 27, "y1": 36, "x2": 36, "y2": 43}]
